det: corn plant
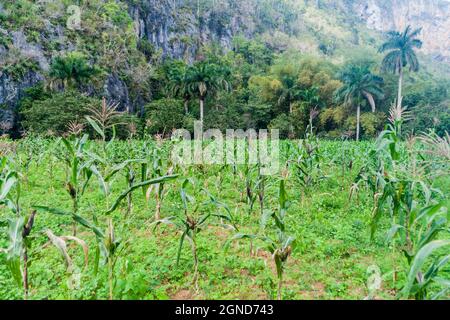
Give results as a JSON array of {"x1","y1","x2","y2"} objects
[
  {"x1": 34, "y1": 184, "x2": 105, "y2": 279},
  {"x1": 124, "y1": 164, "x2": 136, "y2": 216},
  {"x1": 1, "y1": 211, "x2": 37, "y2": 300},
  {"x1": 239, "y1": 164, "x2": 260, "y2": 215},
  {"x1": 0, "y1": 157, "x2": 37, "y2": 299},
  {"x1": 389, "y1": 203, "x2": 450, "y2": 300},
  {"x1": 94, "y1": 218, "x2": 127, "y2": 300},
  {"x1": 44, "y1": 229, "x2": 88, "y2": 295},
  {"x1": 146, "y1": 145, "x2": 174, "y2": 220},
  {"x1": 387, "y1": 202, "x2": 450, "y2": 299},
  {"x1": 354, "y1": 105, "x2": 450, "y2": 299},
  {"x1": 86, "y1": 98, "x2": 123, "y2": 155},
  {"x1": 226, "y1": 180, "x2": 295, "y2": 300},
  {"x1": 34, "y1": 205, "x2": 122, "y2": 299},
  {"x1": 290, "y1": 128, "x2": 323, "y2": 192},
  {"x1": 59, "y1": 134, "x2": 109, "y2": 235},
  {"x1": 418, "y1": 130, "x2": 450, "y2": 179},
  {"x1": 152, "y1": 179, "x2": 235, "y2": 290},
  {"x1": 14, "y1": 135, "x2": 43, "y2": 185}
]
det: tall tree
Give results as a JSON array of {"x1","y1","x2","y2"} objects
[
  {"x1": 186, "y1": 62, "x2": 230, "y2": 123},
  {"x1": 335, "y1": 64, "x2": 384, "y2": 141},
  {"x1": 272, "y1": 65, "x2": 302, "y2": 136},
  {"x1": 379, "y1": 26, "x2": 422, "y2": 109},
  {"x1": 167, "y1": 61, "x2": 191, "y2": 115}
]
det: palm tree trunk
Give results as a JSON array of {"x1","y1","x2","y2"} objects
[
  {"x1": 397, "y1": 66, "x2": 403, "y2": 109},
  {"x1": 289, "y1": 103, "x2": 294, "y2": 137},
  {"x1": 356, "y1": 105, "x2": 361, "y2": 142},
  {"x1": 199, "y1": 98, "x2": 204, "y2": 123},
  {"x1": 184, "y1": 99, "x2": 189, "y2": 115}
]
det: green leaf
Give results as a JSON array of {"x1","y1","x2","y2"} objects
[
  {"x1": 260, "y1": 209, "x2": 273, "y2": 230},
  {"x1": 105, "y1": 159, "x2": 144, "y2": 181},
  {"x1": 85, "y1": 116, "x2": 105, "y2": 139},
  {"x1": 89, "y1": 165, "x2": 109, "y2": 195},
  {"x1": 33, "y1": 206, "x2": 104, "y2": 238},
  {"x1": 72, "y1": 214, "x2": 104, "y2": 238},
  {"x1": 401, "y1": 240, "x2": 450, "y2": 298},
  {"x1": 176, "y1": 230, "x2": 188, "y2": 266},
  {"x1": 33, "y1": 206, "x2": 72, "y2": 216},
  {"x1": 106, "y1": 175, "x2": 179, "y2": 214},
  {"x1": 223, "y1": 233, "x2": 258, "y2": 252},
  {"x1": 0, "y1": 173, "x2": 17, "y2": 200},
  {"x1": 61, "y1": 137, "x2": 75, "y2": 156},
  {"x1": 5, "y1": 217, "x2": 25, "y2": 287}
]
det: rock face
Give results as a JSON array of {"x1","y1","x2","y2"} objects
[
  {"x1": 104, "y1": 73, "x2": 130, "y2": 112},
  {"x1": 127, "y1": 0, "x2": 450, "y2": 62},
  {"x1": 0, "y1": 71, "x2": 44, "y2": 132},
  {"x1": 354, "y1": 0, "x2": 450, "y2": 61},
  {"x1": 126, "y1": 0, "x2": 257, "y2": 61}
]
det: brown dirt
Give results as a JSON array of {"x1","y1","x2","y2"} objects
[{"x1": 171, "y1": 289, "x2": 196, "y2": 300}]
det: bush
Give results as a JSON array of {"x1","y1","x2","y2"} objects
[
  {"x1": 113, "y1": 113, "x2": 140, "y2": 140},
  {"x1": 406, "y1": 102, "x2": 450, "y2": 136},
  {"x1": 269, "y1": 114, "x2": 292, "y2": 139},
  {"x1": 360, "y1": 112, "x2": 386, "y2": 137},
  {"x1": 20, "y1": 91, "x2": 100, "y2": 136},
  {"x1": 145, "y1": 98, "x2": 185, "y2": 135}
]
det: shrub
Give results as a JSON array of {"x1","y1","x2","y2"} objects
[
  {"x1": 145, "y1": 98, "x2": 185, "y2": 135},
  {"x1": 269, "y1": 114, "x2": 292, "y2": 139},
  {"x1": 20, "y1": 91, "x2": 100, "y2": 136},
  {"x1": 360, "y1": 112, "x2": 386, "y2": 137}
]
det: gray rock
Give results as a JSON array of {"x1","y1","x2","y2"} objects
[
  {"x1": 104, "y1": 73, "x2": 130, "y2": 111},
  {"x1": 353, "y1": 0, "x2": 450, "y2": 63}
]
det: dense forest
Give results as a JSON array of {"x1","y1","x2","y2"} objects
[{"x1": 0, "y1": 0, "x2": 449, "y2": 139}]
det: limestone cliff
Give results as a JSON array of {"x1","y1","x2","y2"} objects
[{"x1": 353, "y1": 0, "x2": 450, "y2": 62}]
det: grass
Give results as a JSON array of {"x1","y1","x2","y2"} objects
[{"x1": 0, "y1": 139, "x2": 447, "y2": 300}]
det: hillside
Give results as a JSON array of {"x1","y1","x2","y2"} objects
[{"x1": 0, "y1": 0, "x2": 449, "y2": 135}]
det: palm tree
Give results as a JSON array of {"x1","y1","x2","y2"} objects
[
  {"x1": 186, "y1": 62, "x2": 230, "y2": 123},
  {"x1": 299, "y1": 87, "x2": 321, "y2": 135},
  {"x1": 274, "y1": 67, "x2": 303, "y2": 136},
  {"x1": 379, "y1": 26, "x2": 422, "y2": 109},
  {"x1": 335, "y1": 64, "x2": 384, "y2": 141},
  {"x1": 277, "y1": 75, "x2": 301, "y2": 115},
  {"x1": 49, "y1": 52, "x2": 99, "y2": 90},
  {"x1": 167, "y1": 62, "x2": 191, "y2": 114}
]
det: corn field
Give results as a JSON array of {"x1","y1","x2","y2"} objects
[{"x1": 0, "y1": 118, "x2": 449, "y2": 300}]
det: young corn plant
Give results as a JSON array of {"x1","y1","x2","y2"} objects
[
  {"x1": 355, "y1": 104, "x2": 450, "y2": 299},
  {"x1": 239, "y1": 164, "x2": 259, "y2": 215},
  {"x1": 98, "y1": 218, "x2": 126, "y2": 300},
  {"x1": 1, "y1": 211, "x2": 37, "y2": 300},
  {"x1": 44, "y1": 229, "x2": 89, "y2": 296},
  {"x1": 0, "y1": 157, "x2": 37, "y2": 299},
  {"x1": 34, "y1": 205, "x2": 121, "y2": 299},
  {"x1": 387, "y1": 202, "x2": 450, "y2": 300},
  {"x1": 60, "y1": 134, "x2": 106, "y2": 235},
  {"x1": 152, "y1": 179, "x2": 235, "y2": 290},
  {"x1": 290, "y1": 127, "x2": 323, "y2": 193},
  {"x1": 226, "y1": 179, "x2": 295, "y2": 300},
  {"x1": 146, "y1": 145, "x2": 174, "y2": 220}
]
